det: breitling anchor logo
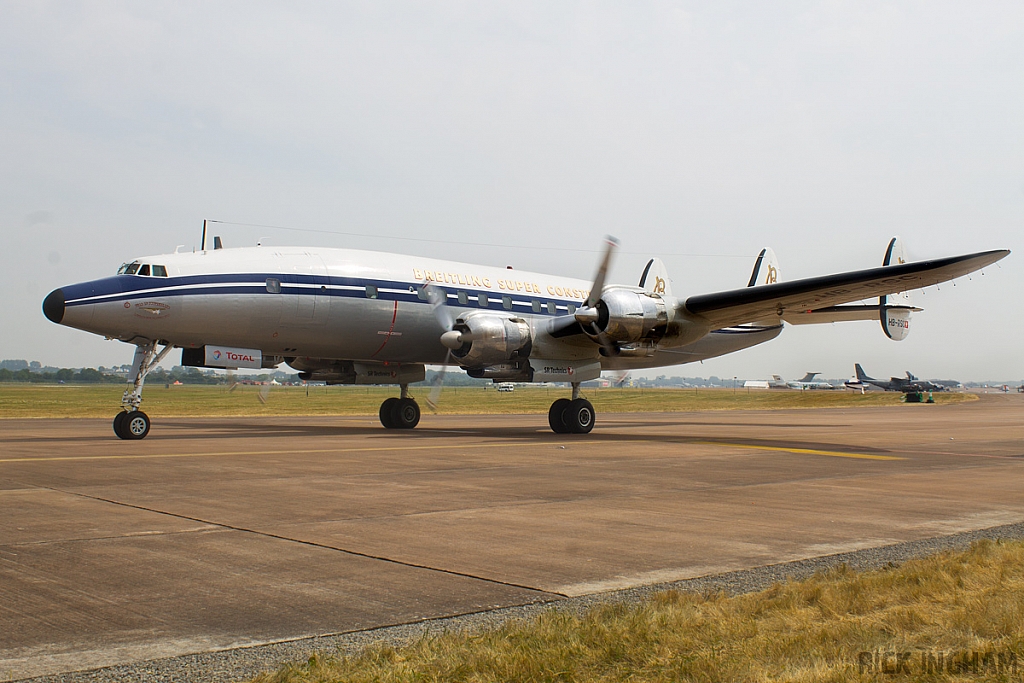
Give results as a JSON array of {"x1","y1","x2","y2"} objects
[
  {"x1": 765, "y1": 265, "x2": 778, "y2": 284},
  {"x1": 652, "y1": 276, "x2": 667, "y2": 295}
]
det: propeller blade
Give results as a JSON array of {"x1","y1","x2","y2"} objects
[
  {"x1": 426, "y1": 284, "x2": 454, "y2": 332},
  {"x1": 426, "y1": 351, "x2": 451, "y2": 412},
  {"x1": 583, "y1": 236, "x2": 619, "y2": 309}
]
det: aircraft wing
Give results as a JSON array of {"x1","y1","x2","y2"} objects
[{"x1": 683, "y1": 249, "x2": 1008, "y2": 330}]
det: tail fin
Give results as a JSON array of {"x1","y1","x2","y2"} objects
[
  {"x1": 747, "y1": 248, "x2": 779, "y2": 287},
  {"x1": 798, "y1": 372, "x2": 819, "y2": 383},
  {"x1": 855, "y1": 364, "x2": 873, "y2": 381},
  {"x1": 880, "y1": 237, "x2": 913, "y2": 341},
  {"x1": 639, "y1": 258, "x2": 672, "y2": 298}
]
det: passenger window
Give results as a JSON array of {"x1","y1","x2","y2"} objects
[
  {"x1": 266, "y1": 278, "x2": 282, "y2": 294},
  {"x1": 547, "y1": 301, "x2": 556, "y2": 315},
  {"x1": 125, "y1": 263, "x2": 140, "y2": 275},
  {"x1": 502, "y1": 295, "x2": 513, "y2": 311},
  {"x1": 567, "y1": 303, "x2": 576, "y2": 315},
  {"x1": 457, "y1": 291, "x2": 469, "y2": 305},
  {"x1": 152, "y1": 265, "x2": 167, "y2": 277},
  {"x1": 417, "y1": 287, "x2": 429, "y2": 301},
  {"x1": 531, "y1": 300, "x2": 542, "y2": 313},
  {"x1": 138, "y1": 264, "x2": 151, "y2": 276},
  {"x1": 365, "y1": 285, "x2": 378, "y2": 299},
  {"x1": 478, "y1": 293, "x2": 489, "y2": 307}
]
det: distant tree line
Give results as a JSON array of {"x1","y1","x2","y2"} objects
[{"x1": 0, "y1": 367, "x2": 122, "y2": 383}]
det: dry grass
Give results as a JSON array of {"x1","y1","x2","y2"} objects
[
  {"x1": 254, "y1": 539, "x2": 1024, "y2": 683},
  {"x1": 0, "y1": 384, "x2": 974, "y2": 418}
]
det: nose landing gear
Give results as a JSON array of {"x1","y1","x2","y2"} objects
[
  {"x1": 113, "y1": 341, "x2": 172, "y2": 440},
  {"x1": 379, "y1": 384, "x2": 421, "y2": 429}
]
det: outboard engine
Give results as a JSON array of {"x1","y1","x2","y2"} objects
[{"x1": 583, "y1": 288, "x2": 668, "y2": 343}]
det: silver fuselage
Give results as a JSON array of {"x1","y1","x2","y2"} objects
[{"x1": 45, "y1": 246, "x2": 782, "y2": 373}]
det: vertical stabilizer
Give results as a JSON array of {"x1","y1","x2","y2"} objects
[
  {"x1": 747, "y1": 248, "x2": 779, "y2": 287},
  {"x1": 855, "y1": 364, "x2": 873, "y2": 381},
  {"x1": 639, "y1": 257, "x2": 672, "y2": 298},
  {"x1": 881, "y1": 237, "x2": 912, "y2": 340}
]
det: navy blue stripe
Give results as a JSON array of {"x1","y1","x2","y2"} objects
[{"x1": 62, "y1": 274, "x2": 586, "y2": 317}]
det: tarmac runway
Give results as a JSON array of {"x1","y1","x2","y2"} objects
[{"x1": 2, "y1": 393, "x2": 1023, "y2": 680}]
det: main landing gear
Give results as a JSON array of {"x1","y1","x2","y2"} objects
[
  {"x1": 113, "y1": 341, "x2": 172, "y2": 440},
  {"x1": 548, "y1": 382, "x2": 595, "y2": 434},
  {"x1": 379, "y1": 384, "x2": 421, "y2": 429}
]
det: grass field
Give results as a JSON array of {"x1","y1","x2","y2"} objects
[
  {"x1": 254, "y1": 540, "x2": 1024, "y2": 683},
  {"x1": 0, "y1": 383, "x2": 975, "y2": 418}
]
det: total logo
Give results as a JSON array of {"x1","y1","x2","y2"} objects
[{"x1": 212, "y1": 350, "x2": 222, "y2": 361}]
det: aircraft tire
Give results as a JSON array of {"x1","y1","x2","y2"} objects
[
  {"x1": 113, "y1": 411, "x2": 128, "y2": 439},
  {"x1": 393, "y1": 398, "x2": 420, "y2": 429},
  {"x1": 548, "y1": 399, "x2": 571, "y2": 433},
  {"x1": 379, "y1": 398, "x2": 400, "y2": 429},
  {"x1": 122, "y1": 411, "x2": 151, "y2": 440},
  {"x1": 564, "y1": 399, "x2": 595, "y2": 434}
]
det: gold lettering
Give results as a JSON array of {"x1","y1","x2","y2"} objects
[
  {"x1": 547, "y1": 285, "x2": 556, "y2": 295},
  {"x1": 424, "y1": 271, "x2": 435, "y2": 281},
  {"x1": 498, "y1": 280, "x2": 506, "y2": 290},
  {"x1": 482, "y1": 278, "x2": 492, "y2": 288},
  {"x1": 471, "y1": 275, "x2": 482, "y2": 287},
  {"x1": 516, "y1": 281, "x2": 524, "y2": 291},
  {"x1": 458, "y1": 274, "x2": 467, "y2": 285},
  {"x1": 413, "y1": 268, "x2": 424, "y2": 280}
]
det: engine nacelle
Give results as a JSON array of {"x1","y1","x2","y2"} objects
[
  {"x1": 451, "y1": 314, "x2": 532, "y2": 368},
  {"x1": 589, "y1": 288, "x2": 668, "y2": 343}
]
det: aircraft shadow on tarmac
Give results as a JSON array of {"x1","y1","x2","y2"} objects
[{"x1": 1, "y1": 417, "x2": 895, "y2": 458}]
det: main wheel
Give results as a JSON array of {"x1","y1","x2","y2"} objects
[
  {"x1": 121, "y1": 411, "x2": 151, "y2": 440},
  {"x1": 548, "y1": 398, "x2": 571, "y2": 433},
  {"x1": 564, "y1": 399, "x2": 595, "y2": 434},
  {"x1": 113, "y1": 411, "x2": 128, "y2": 438},
  {"x1": 379, "y1": 398, "x2": 400, "y2": 429},
  {"x1": 392, "y1": 398, "x2": 421, "y2": 429}
]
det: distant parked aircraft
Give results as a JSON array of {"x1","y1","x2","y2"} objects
[
  {"x1": 853, "y1": 364, "x2": 945, "y2": 393},
  {"x1": 787, "y1": 372, "x2": 835, "y2": 390}
]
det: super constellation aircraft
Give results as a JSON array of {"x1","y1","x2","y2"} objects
[{"x1": 42, "y1": 231, "x2": 1007, "y2": 439}]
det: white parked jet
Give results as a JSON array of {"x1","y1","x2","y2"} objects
[
  {"x1": 42, "y1": 232, "x2": 1007, "y2": 439},
  {"x1": 786, "y1": 373, "x2": 835, "y2": 390}
]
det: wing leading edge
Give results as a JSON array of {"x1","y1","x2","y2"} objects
[{"x1": 683, "y1": 249, "x2": 1008, "y2": 330}]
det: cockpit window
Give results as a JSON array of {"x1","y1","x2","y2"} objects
[
  {"x1": 124, "y1": 262, "x2": 140, "y2": 275},
  {"x1": 138, "y1": 264, "x2": 151, "y2": 276},
  {"x1": 152, "y1": 265, "x2": 167, "y2": 277}
]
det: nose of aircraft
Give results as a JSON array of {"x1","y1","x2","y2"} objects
[{"x1": 43, "y1": 288, "x2": 65, "y2": 324}]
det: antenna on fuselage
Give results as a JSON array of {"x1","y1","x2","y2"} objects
[{"x1": 201, "y1": 219, "x2": 209, "y2": 251}]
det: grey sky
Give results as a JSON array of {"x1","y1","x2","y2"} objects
[{"x1": 1, "y1": 2, "x2": 1021, "y2": 381}]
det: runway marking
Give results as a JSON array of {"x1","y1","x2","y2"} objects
[{"x1": 696, "y1": 441, "x2": 903, "y2": 460}]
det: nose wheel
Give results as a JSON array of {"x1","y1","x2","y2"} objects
[{"x1": 114, "y1": 411, "x2": 151, "y2": 440}]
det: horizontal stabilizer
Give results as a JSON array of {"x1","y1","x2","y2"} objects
[{"x1": 683, "y1": 249, "x2": 1008, "y2": 331}]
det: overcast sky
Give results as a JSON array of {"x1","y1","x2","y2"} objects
[{"x1": 1, "y1": 1, "x2": 1021, "y2": 381}]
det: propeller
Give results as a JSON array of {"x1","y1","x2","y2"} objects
[
  {"x1": 424, "y1": 284, "x2": 489, "y2": 411},
  {"x1": 573, "y1": 236, "x2": 620, "y2": 357}
]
